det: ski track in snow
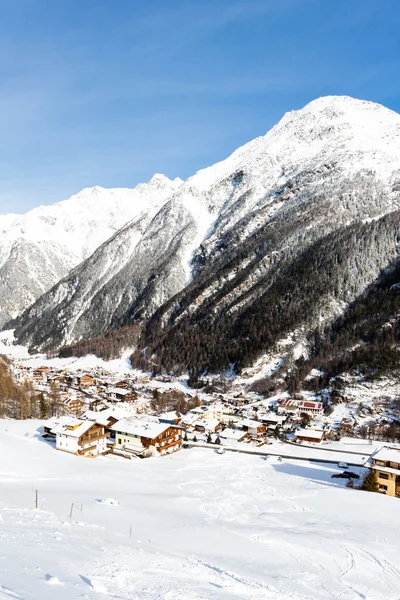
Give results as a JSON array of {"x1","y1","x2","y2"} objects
[{"x1": 0, "y1": 420, "x2": 399, "y2": 599}]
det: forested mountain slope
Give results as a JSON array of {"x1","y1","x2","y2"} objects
[{"x1": 132, "y1": 210, "x2": 400, "y2": 377}]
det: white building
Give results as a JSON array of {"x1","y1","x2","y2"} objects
[{"x1": 52, "y1": 419, "x2": 109, "y2": 456}]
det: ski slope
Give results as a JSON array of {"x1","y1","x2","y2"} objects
[{"x1": 0, "y1": 419, "x2": 398, "y2": 599}]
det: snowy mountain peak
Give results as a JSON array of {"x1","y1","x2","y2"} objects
[
  {"x1": 298, "y1": 94, "x2": 398, "y2": 116},
  {"x1": 149, "y1": 173, "x2": 173, "y2": 185},
  {"x1": 0, "y1": 174, "x2": 181, "y2": 325},
  {"x1": 8, "y1": 95, "x2": 400, "y2": 354}
]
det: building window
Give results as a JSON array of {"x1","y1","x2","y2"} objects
[
  {"x1": 379, "y1": 484, "x2": 388, "y2": 491},
  {"x1": 118, "y1": 438, "x2": 122, "y2": 444},
  {"x1": 379, "y1": 473, "x2": 389, "y2": 480}
]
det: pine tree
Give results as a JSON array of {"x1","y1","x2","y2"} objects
[
  {"x1": 207, "y1": 433, "x2": 212, "y2": 444},
  {"x1": 362, "y1": 469, "x2": 379, "y2": 492},
  {"x1": 214, "y1": 436, "x2": 221, "y2": 445},
  {"x1": 39, "y1": 393, "x2": 48, "y2": 419}
]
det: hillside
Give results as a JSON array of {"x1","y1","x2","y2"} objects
[
  {"x1": 0, "y1": 419, "x2": 399, "y2": 600},
  {"x1": 131, "y1": 209, "x2": 400, "y2": 378},
  {"x1": 295, "y1": 257, "x2": 400, "y2": 391}
]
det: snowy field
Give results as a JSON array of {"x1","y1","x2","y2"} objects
[{"x1": 0, "y1": 420, "x2": 399, "y2": 600}]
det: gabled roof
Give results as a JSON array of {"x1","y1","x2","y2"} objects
[
  {"x1": 53, "y1": 419, "x2": 97, "y2": 438},
  {"x1": 111, "y1": 417, "x2": 172, "y2": 439},
  {"x1": 368, "y1": 446, "x2": 400, "y2": 464},
  {"x1": 237, "y1": 418, "x2": 263, "y2": 429},
  {"x1": 295, "y1": 428, "x2": 324, "y2": 440},
  {"x1": 108, "y1": 387, "x2": 133, "y2": 396},
  {"x1": 194, "y1": 418, "x2": 220, "y2": 431},
  {"x1": 219, "y1": 428, "x2": 247, "y2": 441}
]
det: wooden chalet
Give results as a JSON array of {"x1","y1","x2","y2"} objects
[
  {"x1": 108, "y1": 388, "x2": 138, "y2": 403},
  {"x1": 111, "y1": 417, "x2": 182, "y2": 456},
  {"x1": 32, "y1": 369, "x2": 48, "y2": 382},
  {"x1": 78, "y1": 374, "x2": 95, "y2": 387},
  {"x1": 115, "y1": 380, "x2": 131, "y2": 389},
  {"x1": 237, "y1": 419, "x2": 266, "y2": 435},
  {"x1": 66, "y1": 397, "x2": 85, "y2": 415},
  {"x1": 294, "y1": 428, "x2": 325, "y2": 443}
]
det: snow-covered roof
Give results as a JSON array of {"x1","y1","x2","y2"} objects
[
  {"x1": 180, "y1": 412, "x2": 201, "y2": 425},
  {"x1": 111, "y1": 417, "x2": 171, "y2": 439},
  {"x1": 194, "y1": 418, "x2": 220, "y2": 431},
  {"x1": 370, "y1": 446, "x2": 400, "y2": 464},
  {"x1": 219, "y1": 428, "x2": 247, "y2": 441},
  {"x1": 295, "y1": 428, "x2": 324, "y2": 440},
  {"x1": 83, "y1": 406, "x2": 132, "y2": 425},
  {"x1": 257, "y1": 412, "x2": 285, "y2": 423},
  {"x1": 108, "y1": 387, "x2": 133, "y2": 396},
  {"x1": 53, "y1": 419, "x2": 96, "y2": 438},
  {"x1": 237, "y1": 419, "x2": 263, "y2": 429},
  {"x1": 158, "y1": 411, "x2": 181, "y2": 421}
]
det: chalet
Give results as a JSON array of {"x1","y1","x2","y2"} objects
[
  {"x1": 78, "y1": 374, "x2": 95, "y2": 388},
  {"x1": 53, "y1": 419, "x2": 109, "y2": 456},
  {"x1": 180, "y1": 411, "x2": 201, "y2": 429},
  {"x1": 107, "y1": 387, "x2": 137, "y2": 403},
  {"x1": 49, "y1": 378, "x2": 68, "y2": 391},
  {"x1": 365, "y1": 447, "x2": 400, "y2": 497},
  {"x1": 194, "y1": 418, "x2": 222, "y2": 433},
  {"x1": 115, "y1": 380, "x2": 131, "y2": 389},
  {"x1": 219, "y1": 428, "x2": 248, "y2": 443},
  {"x1": 294, "y1": 428, "x2": 324, "y2": 443},
  {"x1": 237, "y1": 419, "x2": 266, "y2": 435},
  {"x1": 32, "y1": 369, "x2": 48, "y2": 383},
  {"x1": 83, "y1": 406, "x2": 132, "y2": 438},
  {"x1": 111, "y1": 417, "x2": 182, "y2": 456},
  {"x1": 66, "y1": 397, "x2": 84, "y2": 416}
]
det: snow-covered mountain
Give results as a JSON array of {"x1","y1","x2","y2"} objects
[
  {"x1": 0, "y1": 174, "x2": 182, "y2": 325},
  {"x1": 11, "y1": 96, "x2": 400, "y2": 359}
]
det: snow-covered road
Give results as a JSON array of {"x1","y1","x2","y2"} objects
[{"x1": 0, "y1": 420, "x2": 398, "y2": 599}]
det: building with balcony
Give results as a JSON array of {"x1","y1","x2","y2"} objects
[
  {"x1": 53, "y1": 418, "x2": 109, "y2": 457},
  {"x1": 365, "y1": 446, "x2": 400, "y2": 497},
  {"x1": 111, "y1": 417, "x2": 182, "y2": 456}
]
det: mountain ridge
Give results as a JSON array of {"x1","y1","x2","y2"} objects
[
  {"x1": 8, "y1": 95, "x2": 400, "y2": 375},
  {"x1": 0, "y1": 175, "x2": 182, "y2": 325}
]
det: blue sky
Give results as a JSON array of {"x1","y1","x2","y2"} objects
[{"x1": 1, "y1": 0, "x2": 399, "y2": 213}]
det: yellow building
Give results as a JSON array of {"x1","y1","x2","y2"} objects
[{"x1": 366, "y1": 447, "x2": 400, "y2": 497}]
